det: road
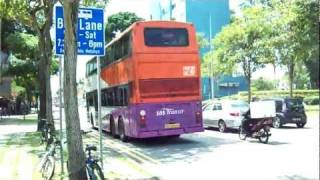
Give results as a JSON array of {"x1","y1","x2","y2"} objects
[{"x1": 59, "y1": 107, "x2": 319, "y2": 180}]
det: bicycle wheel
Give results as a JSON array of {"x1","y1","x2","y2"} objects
[
  {"x1": 87, "y1": 162, "x2": 105, "y2": 180},
  {"x1": 41, "y1": 156, "x2": 55, "y2": 180}
]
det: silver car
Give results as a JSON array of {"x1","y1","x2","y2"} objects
[{"x1": 202, "y1": 100, "x2": 249, "y2": 132}]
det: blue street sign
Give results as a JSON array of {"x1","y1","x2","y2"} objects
[{"x1": 55, "y1": 6, "x2": 105, "y2": 56}]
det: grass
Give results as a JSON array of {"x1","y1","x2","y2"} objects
[
  {"x1": 5, "y1": 132, "x2": 41, "y2": 147},
  {"x1": 0, "y1": 114, "x2": 38, "y2": 125}
]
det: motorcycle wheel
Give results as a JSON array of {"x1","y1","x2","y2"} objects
[
  {"x1": 238, "y1": 126, "x2": 247, "y2": 140},
  {"x1": 258, "y1": 127, "x2": 269, "y2": 144}
]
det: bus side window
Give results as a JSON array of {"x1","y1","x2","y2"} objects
[
  {"x1": 112, "y1": 88, "x2": 117, "y2": 106},
  {"x1": 117, "y1": 87, "x2": 124, "y2": 106},
  {"x1": 119, "y1": 88, "x2": 123, "y2": 106},
  {"x1": 123, "y1": 87, "x2": 128, "y2": 106},
  {"x1": 106, "y1": 90, "x2": 112, "y2": 106},
  {"x1": 101, "y1": 90, "x2": 107, "y2": 106}
]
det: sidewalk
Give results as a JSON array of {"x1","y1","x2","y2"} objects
[{"x1": 0, "y1": 114, "x2": 157, "y2": 180}]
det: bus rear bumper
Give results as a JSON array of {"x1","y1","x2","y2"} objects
[{"x1": 138, "y1": 126, "x2": 203, "y2": 138}]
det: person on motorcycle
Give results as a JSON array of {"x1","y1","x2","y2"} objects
[{"x1": 242, "y1": 109, "x2": 255, "y2": 133}]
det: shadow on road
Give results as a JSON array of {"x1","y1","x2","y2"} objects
[
  {"x1": 244, "y1": 139, "x2": 290, "y2": 146},
  {"x1": 127, "y1": 133, "x2": 239, "y2": 163},
  {"x1": 205, "y1": 127, "x2": 239, "y2": 134},
  {"x1": 278, "y1": 126, "x2": 312, "y2": 130}
]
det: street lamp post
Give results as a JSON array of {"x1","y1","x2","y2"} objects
[{"x1": 209, "y1": 13, "x2": 214, "y2": 100}]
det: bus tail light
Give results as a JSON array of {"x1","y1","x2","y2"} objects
[
  {"x1": 139, "y1": 110, "x2": 146, "y2": 128},
  {"x1": 139, "y1": 115, "x2": 146, "y2": 128},
  {"x1": 230, "y1": 112, "x2": 240, "y2": 116},
  {"x1": 196, "y1": 112, "x2": 202, "y2": 123}
]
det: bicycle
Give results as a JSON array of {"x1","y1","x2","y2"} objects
[
  {"x1": 40, "y1": 119, "x2": 54, "y2": 149},
  {"x1": 85, "y1": 144, "x2": 105, "y2": 180},
  {"x1": 38, "y1": 138, "x2": 60, "y2": 180}
]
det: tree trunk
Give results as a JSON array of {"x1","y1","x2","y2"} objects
[
  {"x1": 244, "y1": 59, "x2": 252, "y2": 103},
  {"x1": 289, "y1": 59, "x2": 294, "y2": 97},
  {"x1": 0, "y1": 17, "x2": 2, "y2": 83},
  {"x1": 37, "y1": 59, "x2": 47, "y2": 131},
  {"x1": 36, "y1": 32, "x2": 55, "y2": 134},
  {"x1": 34, "y1": 4, "x2": 55, "y2": 133},
  {"x1": 248, "y1": 76, "x2": 251, "y2": 103},
  {"x1": 63, "y1": 2, "x2": 87, "y2": 180}
]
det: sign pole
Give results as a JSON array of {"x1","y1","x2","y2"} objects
[
  {"x1": 209, "y1": 13, "x2": 214, "y2": 100},
  {"x1": 97, "y1": 56, "x2": 103, "y2": 169},
  {"x1": 59, "y1": 56, "x2": 64, "y2": 174}
]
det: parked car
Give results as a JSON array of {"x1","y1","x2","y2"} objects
[
  {"x1": 261, "y1": 97, "x2": 307, "y2": 128},
  {"x1": 202, "y1": 100, "x2": 249, "y2": 132}
]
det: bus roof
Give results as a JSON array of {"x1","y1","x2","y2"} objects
[{"x1": 105, "y1": 21, "x2": 194, "y2": 48}]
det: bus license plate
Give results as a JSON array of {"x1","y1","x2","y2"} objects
[{"x1": 165, "y1": 123, "x2": 180, "y2": 129}]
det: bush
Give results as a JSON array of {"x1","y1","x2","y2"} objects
[
  {"x1": 237, "y1": 89, "x2": 319, "y2": 99},
  {"x1": 252, "y1": 78, "x2": 275, "y2": 91},
  {"x1": 304, "y1": 96, "x2": 320, "y2": 105}
]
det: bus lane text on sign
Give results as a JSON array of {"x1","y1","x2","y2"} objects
[{"x1": 55, "y1": 6, "x2": 105, "y2": 56}]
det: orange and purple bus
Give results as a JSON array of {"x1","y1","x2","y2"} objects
[{"x1": 85, "y1": 21, "x2": 203, "y2": 141}]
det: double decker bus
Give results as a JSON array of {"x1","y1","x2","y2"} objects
[{"x1": 85, "y1": 21, "x2": 203, "y2": 141}]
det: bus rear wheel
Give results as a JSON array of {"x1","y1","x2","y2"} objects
[
  {"x1": 110, "y1": 118, "x2": 117, "y2": 138},
  {"x1": 118, "y1": 119, "x2": 128, "y2": 142}
]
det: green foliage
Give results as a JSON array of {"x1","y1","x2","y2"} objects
[
  {"x1": 208, "y1": 6, "x2": 273, "y2": 76},
  {"x1": 11, "y1": 80, "x2": 26, "y2": 97},
  {"x1": 105, "y1": 12, "x2": 144, "y2": 42},
  {"x1": 304, "y1": 96, "x2": 319, "y2": 105},
  {"x1": 196, "y1": 33, "x2": 209, "y2": 49},
  {"x1": 81, "y1": 0, "x2": 108, "y2": 8},
  {"x1": 5, "y1": 32, "x2": 38, "y2": 60},
  {"x1": 252, "y1": 77, "x2": 275, "y2": 91},
  {"x1": 0, "y1": 0, "x2": 30, "y2": 26},
  {"x1": 264, "y1": 0, "x2": 320, "y2": 93},
  {"x1": 203, "y1": 0, "x2": 319, "y2": 100},
  {"x1": 293, "y1": 0, "x2": 319, "y2": 88},
  {"x1": 293, "y1": 62, "x2": 310, "y2": 89},
  {"x1": 237, "y1": 89, "x2": 319, "y2": 99}
]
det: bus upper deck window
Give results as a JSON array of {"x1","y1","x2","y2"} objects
[{"x1": 144, "y1": 28, "x2": 189, "y2": 47}]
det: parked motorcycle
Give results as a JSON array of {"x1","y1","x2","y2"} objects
[{"x1": 238, "y1": 117, "x2": 273, "y2": 144}]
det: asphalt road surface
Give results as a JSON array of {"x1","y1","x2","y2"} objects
[{"x1": 75, "y1": 107, "x2": 319, "y2": 180}]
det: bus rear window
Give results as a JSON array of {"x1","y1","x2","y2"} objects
[{"x1": 144, "y1": 28, "x2": 189, "y2": 47}]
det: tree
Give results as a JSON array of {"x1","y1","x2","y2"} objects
[
  {"x1": 252, "y1": 77, "x2": 275, "y2": 91},
  {"x1": 196, "y1": 33, "x2": 211, "y2": 76},
  {"x1": 105, "y1": 12, "x2": 144, "y2": 42},
  {"x1": 265, "y1": 0, "x2": 319, "y2": 96},
  {"x1": 292, "y1": 62, "x2": 310, "y2": 89},
  {"x1": 2, "y1": 0, "x2": 57, "y2": 133},
  {"x1": 208, "y1": 7, "x2": 272, "y2": 102},
  {"x1": 293, "y1": 0, "x2": 319, "y2": 88}
]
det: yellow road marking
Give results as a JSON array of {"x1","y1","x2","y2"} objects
[{"x1": 87, "y1": 131, "x2": 160, "y2": 165}]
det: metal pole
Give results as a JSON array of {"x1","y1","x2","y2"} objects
[
  {"x1": 159, "y1": 3, "x2": 162, "y2": 20},
  {"x1": 169, "y1": 0, "x2": 172, "y2": 20},
  {"x1": 209, "y1": 13, "x2": 214, "y2": 100},
  {"x1": 0, "y1": 17, "x2": 2, "y2": 83},
  {"x1": 59, "y1": 56, "x2": 64, "y2": 174},
  {"x1": 97, "y1": 56, "x2": 103, "y2": 169}
]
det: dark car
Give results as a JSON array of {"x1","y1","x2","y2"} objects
[{"x1": 262, "y1": 97, "x2": 307, "y2": 128}]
